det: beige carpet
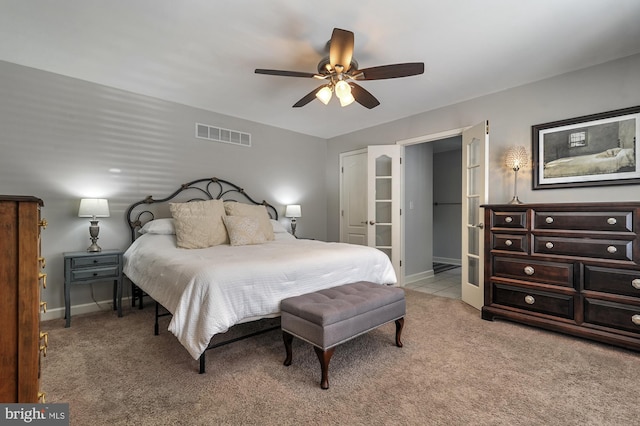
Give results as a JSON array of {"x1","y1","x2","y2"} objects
[{"x1": 41, "y1": 290, "x2": 639, "y2": 425}]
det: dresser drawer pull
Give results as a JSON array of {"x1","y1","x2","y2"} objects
[
  {"x1": 632, "y1": 315, "x2": 640, "y2": 326},
  {"x1": 38, "y1": 272, "x2": 47, "y2": 288},
  {"x1": 632, "y1": 279, "x2": 640, "y2": 290},
  {"x1": 39, "y1": 219, "x2": 48, "y2": 229},
  {"x1": 505, "y1": 239, "x2": 513, "y2": 246},
  {"x1": 505, "y1": 216, "x2": 513, "y2": 223},
  {"x1": 39, "y1": 344, "x2": 47, "y2": 357},
  {"x1": 545, "y1": 242, "x2": 554, "y2": 249},
  {"x1": 545, "y1": 216, "x2": 554, "y2": 224},
  {"x1": 40, "y1": 301, "x2": 47, "y2": 313},
  {"x1": 39, "y1": 256, "x2": 46, "y2": 268},
  {"x1": 524, "y1": 295, "x2": 535, "y2": 305},
  {"x1": 37, "y1": 392, "x2": 46, "y2": 403},
  {"x1": 607, "y1": 217, "x2": 617, "y2": 225},
  {"x1": 606, "y1": 246, "x2": 617, "y2": 254},
  {"x1": 524, "y1": 266, "x2": 535, "y2": 276}
]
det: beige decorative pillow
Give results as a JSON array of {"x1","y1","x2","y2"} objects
[
  {"x1": 169, "y1": 199, "x2": 228, "y2": 249},
  {"x1": 223, "y1": 202, "x2": 275, "y2": 241},
  {"x1": 223, "y1": 215, "x2": 268, "y2": 246}
]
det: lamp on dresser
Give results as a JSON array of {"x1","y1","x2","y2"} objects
[
  {"x1": 505, "y1": 146, "x2": 529, "y2": 204},
  {"x1": 78, "y1": 198, "x2": 110, "y2": 252},
  {"x1": 285, "y1": 204, "x2": 302, "y2": 237}
]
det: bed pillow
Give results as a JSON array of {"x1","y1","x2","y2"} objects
[
  {"x1": 169, "y1": 199, "x2": 228, "y2": 249},
  {"x1": 223, "y1": 215, "x2": 268, "y2": 246},
  {"x1": 270, "y1": 219, "x2": 289, "y2": 234},
  {"x1": 223, "y1": 202, "x2": 275, "y2": 241},
  {"x1": 138, "y1": 218, "x2": 176, "y2": 235}
]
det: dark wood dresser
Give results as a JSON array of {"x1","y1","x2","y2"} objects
[
  {"x1": 0, "y1": 196, "x2": 48, "y2": 402},
  {"x1": 482, "y1": 202, "x2": 640, "y2": 351}
]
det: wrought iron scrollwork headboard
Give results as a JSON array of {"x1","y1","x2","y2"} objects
[{"x1": 125, "y1": 177, "x2": 278, "y2": 242}]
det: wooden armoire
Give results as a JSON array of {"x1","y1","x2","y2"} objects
[{"x1": 0, "y1": 196, "x2": 47, "y2": 402}]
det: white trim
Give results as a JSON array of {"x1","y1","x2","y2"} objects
[
  {"x1": 395, "y1": 126, "x2": 468, "y2": 146},
  {"x1": 40, "y1": 297, "x2": 131, "y2": 322},
  {"x1": 404, "y1": 270, "x2": 435, "y2": 285}
]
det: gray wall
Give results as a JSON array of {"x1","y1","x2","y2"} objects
[
  {"x1": 404, "y1": 142, "x2": 433, "y2": 276},
  {"x1": 433, "y1": 148, "x2": 462, "y2": 264},
  {"x1": 326, "y1": 53, "x2": 640, "y2": 244},
  {"x1": 0, "y1": 60, "x2": 327, "y2": 318}
]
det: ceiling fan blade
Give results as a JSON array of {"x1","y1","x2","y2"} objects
[
  {"x1": 255, "y1": 69, "x2": 318, "y2": 78},
  {"x1": 292, "y1": 86, "x2": 324, "y2": 108},
  {"x1": 349, "y1": 83, "x2": 380, "y2": 109},
  {"x1": 329, "y1": 28, "x2": 354, "y2": 72},
  {"x1": 355, "y1": 63, "x2": 425, "y2": 80}
]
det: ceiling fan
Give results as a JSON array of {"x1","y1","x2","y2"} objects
[{"x1": 255, "y1": 28, "x2": 424, "y2": 109}]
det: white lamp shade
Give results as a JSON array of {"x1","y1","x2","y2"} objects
[
  {"x1": 315, "y1": 86, "x2": 332, "y2": 105},
  {"x1": 78, "y1": 198, "x2": 110, "y2": 218},
  {"x1": 285, "y1": 204, "x2": 302, "y2": 218}
]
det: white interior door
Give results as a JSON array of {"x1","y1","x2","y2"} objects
[
  {"x1": 461, "y1": 121, "x2": 489, "y2": 309},
  {"x1": 340, "y1": 150, "x2": 368, "y2": 245},
  {"x1": 367, "y1": 145, "x2": 402, "y2": 285}
]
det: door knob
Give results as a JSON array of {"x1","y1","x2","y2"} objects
[
  {"x1": 369, "y1": 220, "x2": 376, "y2": 225},
  {"x1": 474, "y1": 223, "x2": 484, "y2": 229}
]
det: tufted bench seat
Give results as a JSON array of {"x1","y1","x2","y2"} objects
[{"x1": 280, "y1": 281, "x2": 406, "y2": 389}]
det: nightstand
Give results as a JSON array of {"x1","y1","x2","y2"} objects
[{"x1": 63, "y1": 249, "x2": 123, "y2": 327}]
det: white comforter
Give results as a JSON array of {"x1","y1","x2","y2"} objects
[{"x1": 123, "y1": 233, "x2": 397, "y2": 359}]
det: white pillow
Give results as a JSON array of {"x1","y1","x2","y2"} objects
[
  {"x1": 270, "y1": 219, "x2": 289, "y2": 234},
  {"x1": 223, "y1": 202, "x2": 275, "y2": 241},
  {"x1": 170, "y1": 199, "x2": 228, "y2": 249},
  {"x1": 223, "y1": 215, "x2": 268, "y2": 246},
  {"x1": 139, "y1": 218, "x2": 176, "y2": 235}
]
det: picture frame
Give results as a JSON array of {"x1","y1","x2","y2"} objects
[{"x1": 532, "y1": 105, "x2": 640, "y2": 189}]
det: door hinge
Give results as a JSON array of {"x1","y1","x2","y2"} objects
[
  {"x1": 486, "y1": 120, "x2": 489, "y2": 134},
  {"x1": 400, "y1": 260, "x2": 402, "y2": 267},
  {"x1": 400, "y1": 208, "x2": 402, "y2": 216},
  {"x1": 341, "y1": 166, "x2": 344, "y2": 173},
  {"x1": 341, "y1": 210, "x2": 344, "y2": 217}
]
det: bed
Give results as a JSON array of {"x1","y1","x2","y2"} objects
[{"x1": 122, "y1": 177, "x2": 397, "y2": 372}]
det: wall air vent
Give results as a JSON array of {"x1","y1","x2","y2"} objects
[{"x1": 196, "y1": 123, "x2": 251, "y2": 147}]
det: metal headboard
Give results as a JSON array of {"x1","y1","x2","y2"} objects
[{"x1": 125, "y1": 177, "x2": 278, "y2": 242}]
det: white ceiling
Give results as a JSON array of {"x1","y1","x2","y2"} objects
[{"x1": 2, "y1": 0, "x2": 639, "y2": 139}]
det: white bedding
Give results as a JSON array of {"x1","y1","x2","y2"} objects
[{"x1": 123, "y1": 233, "x2": 397, "y2": 359}]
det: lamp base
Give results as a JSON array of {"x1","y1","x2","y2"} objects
[
  {"x1": 508, "y1": 196, "x2": 523, "y2": 205},
  {"x1": 87, "y1": 241, "x2": 102, "y2": 252}
]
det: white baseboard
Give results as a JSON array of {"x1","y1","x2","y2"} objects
[
  {"x1": 41, "y1": 297, "x2": 132, "y2": 322},
  {"x1": 404, "y1": 270, "x2": 434, "y2": 285},
  {"x1": 433, "y1": 257, "x2": 461, "y2": 266}
]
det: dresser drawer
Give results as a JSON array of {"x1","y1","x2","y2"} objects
[
  {"x1": 534, "y1": 211, "x2": 633, "y2": 232},
  {"x1": 533, "y1": 236, "x2": 633, "y2": 262},
  {"x1": 584, "y1": 265, "x2": 640, "y2": 298},
  {"x1": 493, "y1": 283, "x2": 574, "y2": 319},
  {"x1": 493, "y1": 256, "x2": 575, "y2": 287},
  {"x1": 492, "y1": 211, "x2": 527, "y2": 229},
  {"x1": 71, "y1": 254, "x2": 119, "y2": 268},
  {"x1": 70, "y1": 265, "x2": 119, "y2": 281},
  {"x1": 492, "y1": 234, "x2": 528, "y2": 253},
  {"x1": 584, "y1": 298, "x2": 640, "y2": 334}
]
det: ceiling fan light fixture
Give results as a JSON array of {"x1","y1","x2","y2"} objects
[
  {"x1": 334, "y1": 80, "x2": 351, "y2": 100},
  {"x1": 339, "y1": 92, "x2": 355, "y2": 107},
  {"x1": 315, "y1": 85, "x2": 333, "y2": 105}
]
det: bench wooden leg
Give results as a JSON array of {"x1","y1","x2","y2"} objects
[
  {"x1": 282, "y1": 331, "x2": 293, "y2": 366},
  {"x1": 395, "y1": 317, "x2": 404, "y2": 347},
  {"x1": 314, "y1": 346, "x2": 335, "y2": 390}
]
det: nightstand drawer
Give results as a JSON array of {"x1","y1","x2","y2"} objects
[
  {"x1": 493, "y1": 283, "x2": 574, "y2": 319},
  {"x1": 71, "y1": 254, "x2": 119, "y2": 268},
  {"x1": 584, "y1": 298, "x2": 640, "y2": 334},
  {"x1": 71, "y1": 265, "x2": 119, "y2": 281},
  {"x1": 493, "y1": 256, "x2": 575, "y2": 287}
]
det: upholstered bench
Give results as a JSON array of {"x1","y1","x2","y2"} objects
[{"x1": 280, "y1": 281, "x2": 406, "y2": 389}]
